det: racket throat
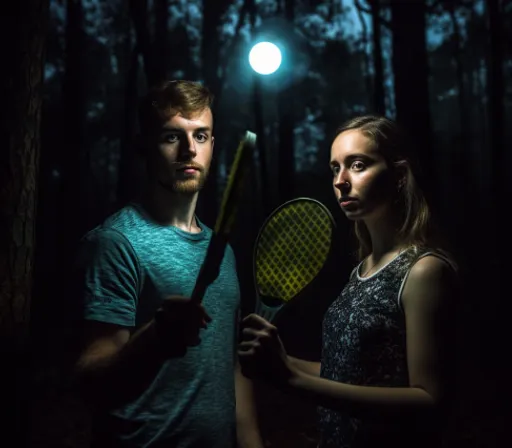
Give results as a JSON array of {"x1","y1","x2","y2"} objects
[{"x1": 255, "y1": 295, "x2": 282, "y2": 322}]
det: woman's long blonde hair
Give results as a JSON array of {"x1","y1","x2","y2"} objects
[{"x1": 335, "y1": 115, "x2": 436, "y2": 261}]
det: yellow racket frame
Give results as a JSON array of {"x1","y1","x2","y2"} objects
[{"x1": 253, "y1": 197, "x2": 336, "y2": 321}]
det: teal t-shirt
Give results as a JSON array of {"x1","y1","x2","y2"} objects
[{"x1": 75, "y1": 203, "x2": 240, "y2": 447}]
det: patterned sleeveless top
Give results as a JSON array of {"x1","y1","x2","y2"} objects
[{"x1": 317, "y1": 247, "x2": 449, "y2": 448}]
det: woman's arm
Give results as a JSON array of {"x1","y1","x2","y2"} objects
[
  {"x1": 239, "y1": 256, "x2": 457, "y2": 420},
  {"x1": 288, "y1": 357, "x2": 321, "y2": 377}
]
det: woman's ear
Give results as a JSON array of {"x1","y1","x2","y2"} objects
[{"x1": 394, "y1": 160, "x2": 409, "y2": 191}]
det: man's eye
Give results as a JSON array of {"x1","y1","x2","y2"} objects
[
  {"x1": 196, "y1": 134, "x2": 208, "y2": 142},
  {"x1": 331, "y1": 166, "x2": 340, "y2": 175},
  {"x1": 164, "y1": 134, "x2": 179, "y2": 143}
]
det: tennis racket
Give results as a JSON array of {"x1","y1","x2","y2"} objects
[
  {"x1": 191, "y1": 130, "x2": 256, "y2": 304},
  {"x1": 252, "y1": 197, "x2": 336, "y2": 322}
]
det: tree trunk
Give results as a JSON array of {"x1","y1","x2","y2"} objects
[
  {"x1": 277, "y1": 0, "x2": 296, "y2": 205},
  {"x1": 130, "y1": 0, "x2": 158, "y2": 86},
  {"x1": 485, "y1": 0, "x2": 506, "y2": 273},
  {"x1": 447, "y1": 2, "x2": 473, "y2": 237},
  {"x1": 0, "y1": 0, "x2": 49, "y2": 443},
  {"x1": 370, "y1": 0, "x2": 385, "y2": 114},
  {"x1": 58, "y1": 0, "x2": 87, "y2": 256},
  {"x1": 118, "y1": 47, "x2": 142, "y2": 206},
  {"x1": 200, "y1": 0, "x2": 232, "y2": 226},
  {"x1": 390, "y1": 0, "x2": 432, "y2": 185},
  {"x1": 153, "y1": 0, "x2": 170, "y2": 82},
  {"x1": 354, "y1": 0, "x2": 372, "y2": 111}
]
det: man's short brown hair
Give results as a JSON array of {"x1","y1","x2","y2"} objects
[{"x1": 138, "y1": 80, "x2": 214, "y2": 135}]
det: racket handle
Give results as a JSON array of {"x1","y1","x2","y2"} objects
[{"x1": 191, "y1": 233, "x2": 228, "y2": 304}]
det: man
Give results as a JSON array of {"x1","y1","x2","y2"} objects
[{"x1": 72, "y1": 80, "x2": 263, "y2": 448}]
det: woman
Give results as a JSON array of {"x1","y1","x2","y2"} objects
[{"x1": 238, "y1": 115, "x2": 459, "y2": 447}]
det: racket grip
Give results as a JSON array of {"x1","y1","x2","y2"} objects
[{"x1": 190, "y1": 233, "x2": 228, "y2": 304}]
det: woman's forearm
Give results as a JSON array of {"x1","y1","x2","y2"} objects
[
  {"x1": 287, "y1": 356, "x2": 321, "y2": 377},
  {"x1": 286, "y1": 369, "x2": 435, "y2": 420}
]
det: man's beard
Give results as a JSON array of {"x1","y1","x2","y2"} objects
[{"x1": 159, "y1": 170, "x2": 209, "y2": 194}]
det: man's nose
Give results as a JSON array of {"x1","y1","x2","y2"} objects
[{"x1": 179, "y1": 135, "x2": 197, "y2": 157}]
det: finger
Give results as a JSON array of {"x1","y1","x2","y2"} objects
[
  {"x1": 241, "y1": 313, "x2": 275, "y2": 331},
  {"x1": 241, "y1": 327, "x2": 268, "y2": 341},
  {"x1": 237, "y1": 346, "x2": 256, "y2": 357},
  {"x1": 200, "y1": 306, "x2": 212, "y2": 323},
  {"x1": 237, "y1": 341, "x2": 259, "y2": 353}
]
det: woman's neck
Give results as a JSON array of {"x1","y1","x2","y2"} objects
[{"x1": 364, "y1": 214, "x2": 405, "y2": 261}]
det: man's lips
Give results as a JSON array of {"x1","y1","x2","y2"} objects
[{"x1": 176, "y1": 165, "x2": 201, "y2": 172}]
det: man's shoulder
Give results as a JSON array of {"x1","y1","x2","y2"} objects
[
  {"x1": 101, "y1": 203, "x2": 146, "y2": 234},
  {"x1": 78, "y1": 204, "x2": 145, "y2": 255}
]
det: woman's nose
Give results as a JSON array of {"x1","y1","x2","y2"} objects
[{"x1": 334, "y1": 171, "x2": 350, "y2": 191}]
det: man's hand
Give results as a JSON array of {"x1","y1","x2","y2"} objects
[
  {"x1": 237, "y1": 313, "x2": 295, "y2": 385},
  {"x1": 155, "y1": 295, "x2": 212, "y2": 356}
]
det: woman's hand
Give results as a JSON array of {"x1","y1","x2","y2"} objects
[{"x1": 237, "y1": 313, "x2": 296, "y2": 385}]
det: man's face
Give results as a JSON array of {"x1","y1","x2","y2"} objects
[{"x1": 145, "y1": 108, "x2": 214, "y2": 194}]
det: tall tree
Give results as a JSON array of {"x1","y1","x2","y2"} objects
[
  {"x1": 117, "y1": 1, "x2": 142, "y2": 205},
  {"x1": 369, "y1": 0, "x2": 385, "y2": 114},
  {"x1": 154, "y1": 0, "x2": 171, "y2": 82},
  {"x1": 486, "y1": 0, "x2": 505, "y2": 260},
  {"x1": 0, "y1": 0, "x2": 49, "y2": 442},
  {"x1": 390, "y1": 0, "x2": 433, "y2": 194},
  {"x1": 277, "y1": 0, "x2": 297, "y2": 205},
  {"x1": 130, "y1": 0, "x2": 159, "y2": 86},
  {"x1": 200, "y1": 0, "x2": 234, "y2": 226},
  {"x1": 354, "y1": 0, "x2": 386, "y2": 114},
  {"x1": 58, "y1": 0, "x2": 87, "y2": 255}
]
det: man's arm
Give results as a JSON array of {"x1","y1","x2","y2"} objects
[
  {"x1": 71, "y1": 230, "x2": 209, "y2": 408},
  {"x1": 74, "y1": 319, "x2": 166, "y2": 408},
  {"x1": 235, "y1": 360, "x2": 264, "y2": 448}
]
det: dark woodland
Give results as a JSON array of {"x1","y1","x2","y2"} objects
[{"x1": 1, "y1": 0, "x2": 511, "y2": 446}]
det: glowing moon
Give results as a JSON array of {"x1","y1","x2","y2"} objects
[{"x1": 249, "y1": 42, "x2": 282, "y2": 75}]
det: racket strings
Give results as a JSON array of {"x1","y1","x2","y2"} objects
[{"x1": 255, "y1": 201, "x2": 333, "y2": 303}]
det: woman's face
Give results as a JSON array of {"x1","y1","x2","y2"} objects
[{"x1": 330, "y1": 130, "x2": 397, "y2": 222}]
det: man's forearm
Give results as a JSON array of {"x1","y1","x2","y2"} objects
[
  {"x1": 75, "y1": 320, "x2": 167, "y2": 408},
  {"x1": 235, "y1": 362, "x2": 264, "y2": 448}
]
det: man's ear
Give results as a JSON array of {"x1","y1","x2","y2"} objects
[{"x1": 211, "y1": 135, "x2": 215, "y2": 150}]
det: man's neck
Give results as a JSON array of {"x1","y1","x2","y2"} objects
[{"x1": 141, "y1": 185, "x2": 201, "y2": 233}]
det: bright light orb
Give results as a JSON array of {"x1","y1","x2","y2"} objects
[{"x1": 249, "y1": 42, "x2": 282, "y2": 75}]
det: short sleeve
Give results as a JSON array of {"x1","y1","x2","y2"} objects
[{"x1": 72, "y1": 228, "x2": 140, "y2": 327}]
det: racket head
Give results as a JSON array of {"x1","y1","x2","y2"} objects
[{"x1": 252, "y1": 197, "x2": 336, "y2": 321}]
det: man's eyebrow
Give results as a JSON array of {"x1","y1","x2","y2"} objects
[{"x1": 161, "y1": 126, "x2": 212, "y2": 133}]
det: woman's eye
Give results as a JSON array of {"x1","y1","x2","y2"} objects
[{"x1": 351, "y1": 161, "x2": 365, "y2": 171}]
